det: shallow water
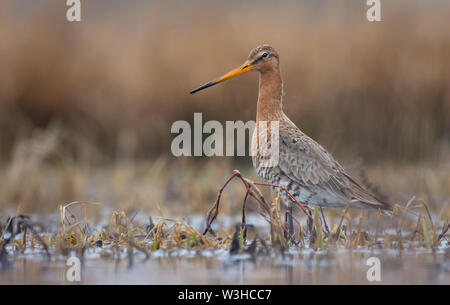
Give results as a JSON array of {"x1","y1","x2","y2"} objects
[
  {"x1": 1, "y1": 248, "x2": 448, "y2": 284},
  {"x1": 1, "y1": 211, "x2": 449, "y2": 285}
]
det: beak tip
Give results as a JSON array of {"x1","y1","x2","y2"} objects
[
  {"x1": 190, "y1": 81, "x2": 214, "y2": 94},
  {"x1": 190, "y1": 62, "x2": 252, "y2": 95}
]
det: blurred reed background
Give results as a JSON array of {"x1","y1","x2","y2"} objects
[{"x1": 0, "y1": 0, "x2": 449, "y2": 213}]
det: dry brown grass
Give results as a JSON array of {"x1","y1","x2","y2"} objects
[
  {"x1": 0, "y1": 194, "x2": 448, "y2": 262},
  {"x1": 0, "y1": 126, "x2": 448, "y2": 218},
  {"x1": 0, "y1": 0, "x2": 449, "y2": 163}
]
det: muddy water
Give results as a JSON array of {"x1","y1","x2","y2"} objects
[{"x1": 1, "y1": 249, "x2": 448, "y2": 284}]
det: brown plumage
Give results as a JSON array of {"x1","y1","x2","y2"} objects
[{"x1": 191, "y1": 44, "x2": 392, "y2": 214}]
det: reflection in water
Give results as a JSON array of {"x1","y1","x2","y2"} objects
[
  {"x1": 0, "y1": 248, "x2": 448, "y2": 284},
  {"x1": 286, "y1": 263, "x2": 293, "y2": 285}
]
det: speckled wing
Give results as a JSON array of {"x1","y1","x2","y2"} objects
[{"x1": 278, "y1": 123, "x2": 391, "y2": 211}]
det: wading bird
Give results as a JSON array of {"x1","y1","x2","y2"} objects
[{"x1": 190, "y1": 45, "x2": 392, "y2": 227}]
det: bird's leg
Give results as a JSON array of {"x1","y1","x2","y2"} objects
[
  {"x1": 280, "y1": 222, "x2": 299, "y2": 247},
  {"x1": 241, "y1": 190, "x2": 250, "y2": 239},
  {"x1": 319, "y1": 206, "x2": 330, "y2": 235},
  {"x1": 285, "y1": 209, "x2": 302, "y2": 228},
  {"x1": 287, "y1": 202, "x2": 294, "y2": 237},
  {"x1": 283, "y1": 210, "x2": 288, "y2": 239},
  {"x1": 306, "y1": 208, "x2": 314, "y2": 235},
  {"x1": 283, "y1": 203, "x2": 294, "y2": 239},
  {"x1": 284, "y1": 209, "x2": 304, "y2": 246}
]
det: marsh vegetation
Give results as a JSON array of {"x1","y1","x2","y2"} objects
[{"x1": 0, "y1": 0, "x2": 449, "y2": 284}]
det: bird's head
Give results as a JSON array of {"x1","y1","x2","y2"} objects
[{"x1": 190, "y1": 44, "x2": 279, "y2": 94}]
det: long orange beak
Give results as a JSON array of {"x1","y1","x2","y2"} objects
[{"x1": 190, "y1": 60, "x2": 253, "y2": 94}]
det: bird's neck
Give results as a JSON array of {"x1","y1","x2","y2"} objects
[{"x1": 256, "y1": 68, "x2": 284, "y2": 122}]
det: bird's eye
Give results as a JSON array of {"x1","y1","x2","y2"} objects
[{"x1": 261, "y1": 52, "x2": 269, "y2": 58}]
